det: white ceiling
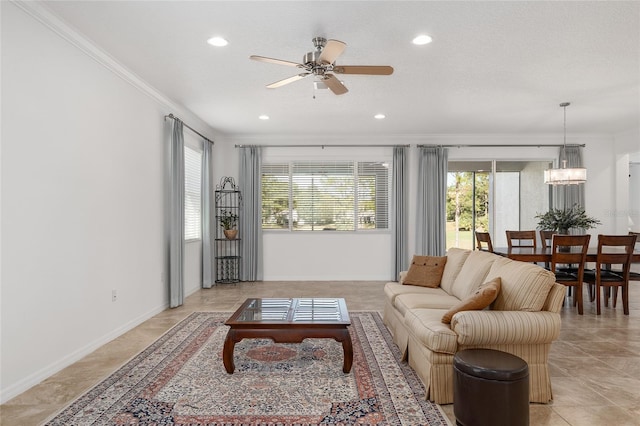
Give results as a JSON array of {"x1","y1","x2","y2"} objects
[{"x1": 43, "y1": 1, "x2": 640, "y2": 138}]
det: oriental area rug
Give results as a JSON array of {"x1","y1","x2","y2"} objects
[{"x1": 46, "y1": 312, "x2": 451, "y2": 426}]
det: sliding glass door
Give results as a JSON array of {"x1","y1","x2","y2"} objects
[
  {"x1": 447, "y1": 160, "x2": 551, "y2": 250},
  {"x1": 447, "y1": 162, "x2": 491, "y2": 250}
]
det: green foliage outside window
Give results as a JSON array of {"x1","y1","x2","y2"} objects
[{"x1": 446, "y1": 172, "x2": 489, "y2": 232}]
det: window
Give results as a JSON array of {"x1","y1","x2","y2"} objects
[
  {"x1": 262, "y1": 161, "x2": 390, "y2": 231},
  {"x1": 184, "y1": 146, "x2": 202, "y2": 240}
]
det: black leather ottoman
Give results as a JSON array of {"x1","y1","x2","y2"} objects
[{"x1": 453, "y1": 349, "x2": 529, "y2": 426}]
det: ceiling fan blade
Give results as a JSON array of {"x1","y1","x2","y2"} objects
[
  {"x1": 250, "y1": 55, "x2": 303, "y2": 68},
  {"x1": 333, "y1": 65, "x2": 394, "y2": 75},
  {"x1": 266, "y1": 73, "x2": 310, "y2": 89},
  {"x1": 324, "y1": 74, "x2": 349, "y2": 95},
  {"x1": 318, "y1": 39, "x2": 346, "y2": 64}
]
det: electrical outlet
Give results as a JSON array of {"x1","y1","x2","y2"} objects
[{"x1": 112, "y1": 290, "x2": 117, "y2": 302}]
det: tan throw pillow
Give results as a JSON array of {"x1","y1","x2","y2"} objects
[
  {"x1": 403, "y1": 255, "x2": 447, "y2": 288},
  {"x1": 441, "y1": 277, "x2": 501, "y2": 324}
]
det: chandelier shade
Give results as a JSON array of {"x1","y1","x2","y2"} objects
[
  {"x1": 543, "y1": 162, "x2": 587, "y2": 185},
  {"x1": 545, "y1": 102, "x2": 586, "y2": 185}
]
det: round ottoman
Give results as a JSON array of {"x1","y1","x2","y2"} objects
[{"x1": 453, "y1": 349, "x2": 529, "y2": 426}]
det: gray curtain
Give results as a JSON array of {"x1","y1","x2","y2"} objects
[
  {"x1": 201, "y1": 140, "x2": 213, "y2": 288},
  {"x1": 552, "y1": 145, "x2": 585, "y2": 210},
  {"x1": 416, "y1": 146, "x2": 448, "y2": 256},
  {"x1": 392, "y1": 146, "x2": 408, "y2": 279},
  {"x1": 239, "y1": 146, "x2": 263, "y2": 281},
  {"x1": 169, "y1": 120, "x2": 185, "y2": 307}
]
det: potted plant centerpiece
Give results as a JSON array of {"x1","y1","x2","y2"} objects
[
  {"x1": 535, "y1": 204, "x2": 601, "y2": 235},
  {"x1": 219, "y1": 209, "x2": 239, "y2": 240}
]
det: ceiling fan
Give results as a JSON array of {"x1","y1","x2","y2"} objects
[{"x1": 250, "y1": 37, "x2": 394, "y2": 95}]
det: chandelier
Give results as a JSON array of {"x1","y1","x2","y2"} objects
[{"x1": 544, "y1": 102, "x2": 587, "y2": 185}]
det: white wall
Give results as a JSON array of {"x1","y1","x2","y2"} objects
[
  {"x1": 613, "y1": 129, "x2": 640, "y2": 233},
  {"x1": 0, "y1": 3, "x2": 217, "y2": 402}
]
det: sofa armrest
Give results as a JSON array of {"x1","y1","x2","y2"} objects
[{"x1": 451, "y1": 310, "x2": 561, "y2": 345}]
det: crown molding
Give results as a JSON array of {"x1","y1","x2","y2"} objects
[{"x1": 10, "y1": 0, "x2": 218, "y2": 138}]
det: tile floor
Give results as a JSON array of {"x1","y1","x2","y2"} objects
[{"x1": 2, "y1": 280, "x2": 640, "y2": 426}]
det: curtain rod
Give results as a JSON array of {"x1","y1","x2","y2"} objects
[
  {"x1": 235, "y1": 144, "x2": 410, "y2": 148},
  {"x1": 417, "y1": 144, "x2": 586, "y2": 148},
  {"x1": 164, "y1": 114, "x2": 214, "y2": 144}
]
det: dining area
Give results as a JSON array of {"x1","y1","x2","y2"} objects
[{"x1": 476, "y1": 230, "x2": 640, "y2": 316}]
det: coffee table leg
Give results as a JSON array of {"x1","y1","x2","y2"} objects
[
  {"x1": 223, "y1": 330, "x2": 236, "y2": 374},
  {"x1": 339, "y1": 329, "x2": 353, "y2": 373}
]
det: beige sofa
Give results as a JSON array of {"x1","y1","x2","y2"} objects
[{"x1": 383, "y1": 248, "x2": 566, "y2": 404}]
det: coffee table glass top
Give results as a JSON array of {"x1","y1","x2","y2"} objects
[{"x1": 233, "y1": 298, "x2": 349, "y2": 324}]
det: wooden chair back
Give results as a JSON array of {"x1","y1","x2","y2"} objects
[
  {"x1": 551, "y1": 235, "x2": 590, "y2": 275},
  {"x1": 539, "y1": 230, "x2": 555, "y2": 249},
  {"x1": 586, "y1": 234, "x2": 637, "y2": 315},
  {"x1": 629, "y1": 232, "x2": 640, "y2": 282},
  {"x1": 506, "y1": 230, "x2": 537, "y2": 249},
  {"x1": 594, "y1": 234, "x2": 637, "y2": 279},
  {"x1": 550, "y1": 234, "x2": 591, "y2": 315},
  {"x1": 475, "y1": 231, "x2": 494, "y2": 252}
]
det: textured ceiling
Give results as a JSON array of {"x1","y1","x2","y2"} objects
[{"x1": 43, "y1": 1, "x2": 640, "y2": 138}]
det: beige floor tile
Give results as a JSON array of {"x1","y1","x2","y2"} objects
[
  {"x1": 552, "y1": 405, "x2": 640, "y2": 426},
  {"x1": 547, "y1": 377, "x2": 615, "y2": 406},
  {"x1": 582, "y1": 376, "x2": 640, "y2": 408},
  {"x1": 548, "y1": 356, "x2": 624, "y2": 379},
  {"x1": 529, "y1": 405, "x2": 572, "y2": 426},
  {"x1": 598, "y1": 356, "x2": 640, "y2": 376}
]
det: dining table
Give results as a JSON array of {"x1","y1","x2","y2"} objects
[{"x1": 492, "y1": 246, "x2": 640, "y2": 264}]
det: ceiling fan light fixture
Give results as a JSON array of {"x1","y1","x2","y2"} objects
[
  {"x1": 544, "y1": 102, "x2": 587, "y2": 185},
  {"x1": 313, "y1": 80, "x2": 329, "y2": 90},
  {"x1": 207, "y1": 36, "x2": 228, "y2": 47},
  {"x1": 412, "y1": 34, "x2": 433, "y2": 45}
]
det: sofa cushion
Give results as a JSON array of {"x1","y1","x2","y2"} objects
[
  {"x1": 395, "y1": 292, "x2": 460, "y2": 316},
  {"x1": 440, "y1": 248, "x2": 471, "y2": 294},
  {"x1": 403, "y1": 255, "x2": 447, "y2": 287},
  {"x1": 450, "y1": 251, "x2": 499, "y2": 300},
  {"x1": 441, "y1": 277, "x2": 501, "y2": 324},
  {"x1": 404, "y1": 309, "x2": 458, "y2": 354},
  {"x1": 384, "y1": 282, "x2": 447, "y2": 305},
  {"x1": 486, "y1": 256, "x2": 555, "y2": 312}
]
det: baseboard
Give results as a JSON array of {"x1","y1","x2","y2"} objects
[{"x1": 0, "y1": 302, "x2": 169, "y2": 404}]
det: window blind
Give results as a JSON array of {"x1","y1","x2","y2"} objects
[
  {"x1": 261, "y1": 161, "x2": 390, "y2": 231},
  {"x1": 184, "y1": 146, "x2": 202, "y2": 240}
]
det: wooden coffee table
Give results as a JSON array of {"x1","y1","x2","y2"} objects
[{"x1": 223, "y1": 298, "x2": 352, "y2": 373}]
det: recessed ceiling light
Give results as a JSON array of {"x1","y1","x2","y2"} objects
[
  {"x1": 412, "y1": 34, "x2": 433, "y2": 45},
  {"x1": 258, "y1": 115, "x2": 270, "y2": 120},
  {"x1": 374, "y1": 114, "x2": 386, "y2": 120},
  {"x1": 207, "y1": 36, "x2": 228, "y2": 47}
]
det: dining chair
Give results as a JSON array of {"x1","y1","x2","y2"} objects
[
  {"x1": 506, "y1": 230, "x2": 537, "y2": 249},
  {"x1": 600, "y1": 231, "x2": 640, "y2": 307},
  {"x1": 539, "y1": 230, "x2": 554, "y2": 250},
  {"x1": 550, "y1": 234, "x2": 590, "y2": 315},
  {"x1": 583, "y1": 234, "x2": 637, "y2": 315},
  {"x1": 475, "y1": 231, "x2": 494, "y2": 252}
]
